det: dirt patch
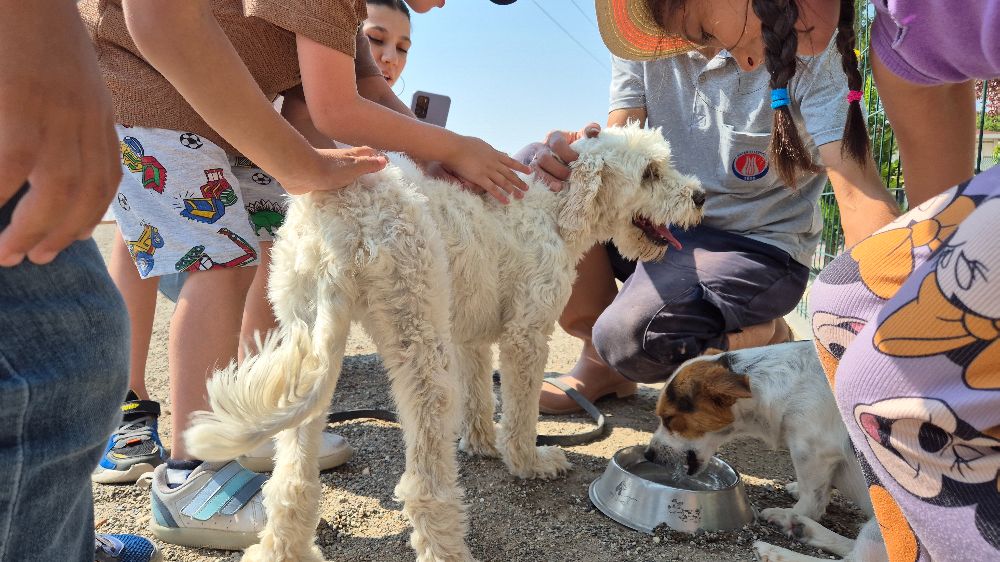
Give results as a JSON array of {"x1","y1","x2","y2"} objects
[{"x1": 90, "y1": 224, "x2": 863, "y2": 561}]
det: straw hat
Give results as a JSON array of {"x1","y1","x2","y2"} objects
[{"x1": 594, "y1": 0, "x2": 694, "y2": 61}]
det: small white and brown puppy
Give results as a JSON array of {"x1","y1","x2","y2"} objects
[{"x1": 645, "y1": 340, "x2": 887, "y2": 561}]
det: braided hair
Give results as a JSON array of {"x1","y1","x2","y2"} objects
[
  {"x1": 835, "y1": 0, "x2": 870, "y2": 163},
  {"x1": 751, "y1": 0, "x2": 816, "y2": 186},
  {"x1": 647, "y1": 0, "x2": 871, "y2": 186}
]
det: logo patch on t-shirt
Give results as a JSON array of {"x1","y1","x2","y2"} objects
[{"x1": 732, "y1": 150, "x2": 769, "y2": 181}]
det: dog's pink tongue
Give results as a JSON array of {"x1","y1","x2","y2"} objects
[{"x1": 655, "y1": 225, "x2": 682, "y2": 250}]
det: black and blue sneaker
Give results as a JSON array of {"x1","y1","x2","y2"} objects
[
  {"x1": 92, "y1": 391, "x2": 167, "y2": 484},
  {"x1": 95, "y1": 534, "x2": 162, "y2": 562}
]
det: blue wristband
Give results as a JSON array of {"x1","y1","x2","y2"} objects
[{"x1": 770, "y1": 88, "x2": 790, "y2": 109}]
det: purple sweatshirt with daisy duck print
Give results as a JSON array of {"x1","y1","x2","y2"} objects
[
  {"x1": 804, "y1": 3, "x2": 1000, "y2": 562},
  {"x1": 870, "y1": 0, "x2": 1000, "y2": 84}
]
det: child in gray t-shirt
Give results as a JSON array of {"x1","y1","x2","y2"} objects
[{"x1": 540, "y1": 38, "x2": 894, "y2": 413}]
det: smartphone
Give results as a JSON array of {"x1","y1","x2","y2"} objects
[{"x1": 411, "y1": 91, "x2": 451, "y2": 128}]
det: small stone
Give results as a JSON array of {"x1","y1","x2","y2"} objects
[
  {"x1": 362, "y1": 467, "x2": 371, "y2": 476},
  {"x1": 653, "y1": 536, "x2": 661, "y2": 544}
]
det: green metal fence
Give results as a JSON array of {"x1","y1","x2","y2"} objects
[{"x1": 795, "y1": 6, "x2": 995, "y2": 320}]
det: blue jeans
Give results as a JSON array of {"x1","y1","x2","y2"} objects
[{"x1": 0, "y1": 186, "x2": 129, "y2": 561}]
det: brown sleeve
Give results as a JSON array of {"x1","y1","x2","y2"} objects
[
  {"x1": 244, "y1": 0, "x2": 367, "y2": 57},
  {"x1": 354, "y1": 28, "x2": 382, "y2": 80}
]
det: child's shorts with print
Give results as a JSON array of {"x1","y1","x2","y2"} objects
[{"x1": 112, "y1": 126, "x2": 288, "y2": 279}]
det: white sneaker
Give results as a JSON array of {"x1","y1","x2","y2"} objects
[
  {"x1": 147, "y1": 461, "x2": 265, "y2": 551},
  {"x1": 236, "y1": 431, "x2": 353, "y2": 473}
]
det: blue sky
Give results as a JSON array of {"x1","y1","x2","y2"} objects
[{"x1": 399, "y1": 1, "x2": 614, "y2": 154}]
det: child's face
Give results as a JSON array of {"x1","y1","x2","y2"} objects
[
  {"x1": 653, "y1": 0, "x2": 838, "y2": 72},
  {"x1": 402, "y1": 0, "x2": 444, "y2": 13},
  {"x1": 364, "y1": 5, "x2": 412, "y2": 87}
]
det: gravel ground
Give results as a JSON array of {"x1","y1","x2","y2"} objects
[{"x1": 90, "y1": 224, "x2": 863, "y2": 561}]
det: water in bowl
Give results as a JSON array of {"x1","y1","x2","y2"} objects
[{"x1": 625, "y1": 460, "x2": 733, "y2": 491}]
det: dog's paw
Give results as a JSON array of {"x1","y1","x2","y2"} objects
[
  {"x1": 759, "y1": 508, "x2": 809, "y2": 541},
  {"x1": 413, "y1": 544, "x2": 477, "y2": 562},
  {"x1": 752, "y1": 540, "x2": 800, "y2": 562},
  {"x1": 784, "y1": 481, "x2": 799, "y2": 500},
  {"x1": 459, "y1": 431, "x2": 501, "y2": 458},
  {"x1": 241, "y1": 543, "x2": 325, "y2": 562},
  {"x1": 507, "y1": 446, "x2": 571, "y2": 480}
]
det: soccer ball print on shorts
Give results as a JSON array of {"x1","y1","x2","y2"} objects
[{"x1": 113, "y1": 126, "x2": 287, "y2": 279}]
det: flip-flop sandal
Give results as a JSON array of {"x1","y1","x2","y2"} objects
[
  {"x1": 537, "y1": 374, "x2": 636, "y2": 416},
  {"x1": 327, "y1": 374, "x2": 608, "y2": 447}
]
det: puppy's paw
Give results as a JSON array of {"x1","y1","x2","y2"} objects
[
  {"x1": 752, "y1": 540, "x2": 801, "y2": 562},
  {"x1": 760, "y1": 507, "x2": 809, "y2": 541},
  {"x1": 784, "y1": 481, "x2": 799, "y2": 500},
  {"x1": 506, "y1": 446, "x2": 571, "y2": 480}
]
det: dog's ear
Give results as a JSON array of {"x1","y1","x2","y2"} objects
[
  {"x1": 557, "y1": 155, "x2": 603, "y2": 235},
  {"x1": 708, "y1": 372, "x2": 752, "y2": 404},
  {"x1": 691, "y1": 359, "x2": 752, "y2": 408}
]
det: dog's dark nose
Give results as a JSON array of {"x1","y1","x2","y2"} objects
[
  {"x1": 685, "y1": 450, "x2": 700, "y2": 475},
  {"x1": 644, "y1": 448, "x2": 657, "y2": 463},
  {"x1": 692, "y1": 190, "x2": 706, "y2": 208}
]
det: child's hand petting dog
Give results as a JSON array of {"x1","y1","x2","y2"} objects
[
  {"x1": 280, "y1": 146, "x2": 389, "y2": 196},
  {"x1": 512, "y1": 123, "x2": 601, "y2": 192},
  {"x1": 441, "y1": 135, "x2": 531, "y2": 204}
]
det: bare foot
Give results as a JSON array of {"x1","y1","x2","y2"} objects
[{"x1": 538, "y1": 340, "x2": 636, "y2": 415}]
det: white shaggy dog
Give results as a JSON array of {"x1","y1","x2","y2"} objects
[{"x1": 185, "y1": 124, "x2": 705, "y2": 562}]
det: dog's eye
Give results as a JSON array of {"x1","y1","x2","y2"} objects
[{"x1": 642, "y1": 164, "x2": 659, "y2": 182}]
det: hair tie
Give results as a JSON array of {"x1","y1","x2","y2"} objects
[
  {"x1": 770, "y1": 88, "x2": 790, "y2": 110},
  {"x1": 847, "y1": 90, "x2": 863, "y2": 103}
]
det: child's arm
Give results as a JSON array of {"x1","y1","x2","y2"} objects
[
  {"x1": 280, "y1": 87, "x2": 337, "y2": 149},
  {"x1": 356, "y1": 76, "x2": 417, "y2": 119},
  {"x1": 122, "y1": 0, "x2": 386, "y2": 195},
  {"x1": 297, "y1": 36, "x2": 531, "y2": 204},
  {"x1": 281, "y1": 82, "x2": 414, "y2": 147},
  {"x1": 282, "y1": 86, "x2": 471, "y2": 190}
]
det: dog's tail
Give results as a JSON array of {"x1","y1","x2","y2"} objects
[{"x1": 184, "y1": 267, "x2": 356, "y2": 461}]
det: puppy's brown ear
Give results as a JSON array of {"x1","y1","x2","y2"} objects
[
  {"x1": 705, "y1": 371, "x2": 752, "y2": 407},
  {"x1": 729, "y1": 374, "x2": 752, "y2": 400}
]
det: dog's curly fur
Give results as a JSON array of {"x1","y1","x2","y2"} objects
[{"x1": 185, "y1": 124, "x2": 704, "y2": 561}]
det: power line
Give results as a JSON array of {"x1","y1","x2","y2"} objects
[
  {"x1": 530, "y1": 0, "x2": 610, "y2": 73},
  {"x1": 569, "y1": 0, "x2": 599, "y2": 31}
]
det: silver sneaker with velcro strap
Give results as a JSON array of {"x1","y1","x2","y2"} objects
[{"x1": 144, "y1": 460, "x2": 266, "y2": 550}]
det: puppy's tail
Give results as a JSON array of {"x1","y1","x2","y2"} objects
[{"x1": 184, "y1": 314, "x2": 348, "y2": 462}]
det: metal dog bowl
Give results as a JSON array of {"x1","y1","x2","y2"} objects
[{"x1": 589, "y1": 445, "x2": 755, "y2": 534}]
